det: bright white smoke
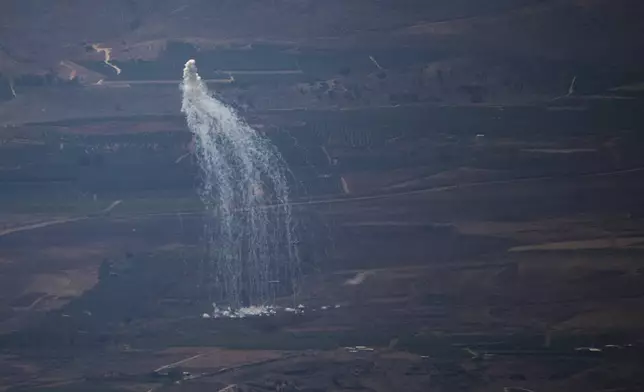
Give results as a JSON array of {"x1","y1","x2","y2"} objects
[{"x1": 180, "y1": 59, "x2": 300, "y2": 308}]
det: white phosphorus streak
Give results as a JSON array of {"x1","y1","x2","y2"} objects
[{"x1": 180, "y1": 59, "x2": 300, "y2": 308}]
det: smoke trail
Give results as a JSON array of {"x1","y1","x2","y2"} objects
[{"x1": 181, "y1": 59, "x2": 300, "y2": 308}]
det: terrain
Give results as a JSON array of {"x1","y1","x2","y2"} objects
[{"x1": 2, "y1": 1, "x2": 644, "y2": 391}]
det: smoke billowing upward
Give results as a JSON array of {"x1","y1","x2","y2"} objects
[{"x1": 180, "y1": 59, "x2": 300, "y2": 308}]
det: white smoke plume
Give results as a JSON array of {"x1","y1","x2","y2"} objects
[{"x1": 180, "y1": 59, "x2": 300, "y2": 308}]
